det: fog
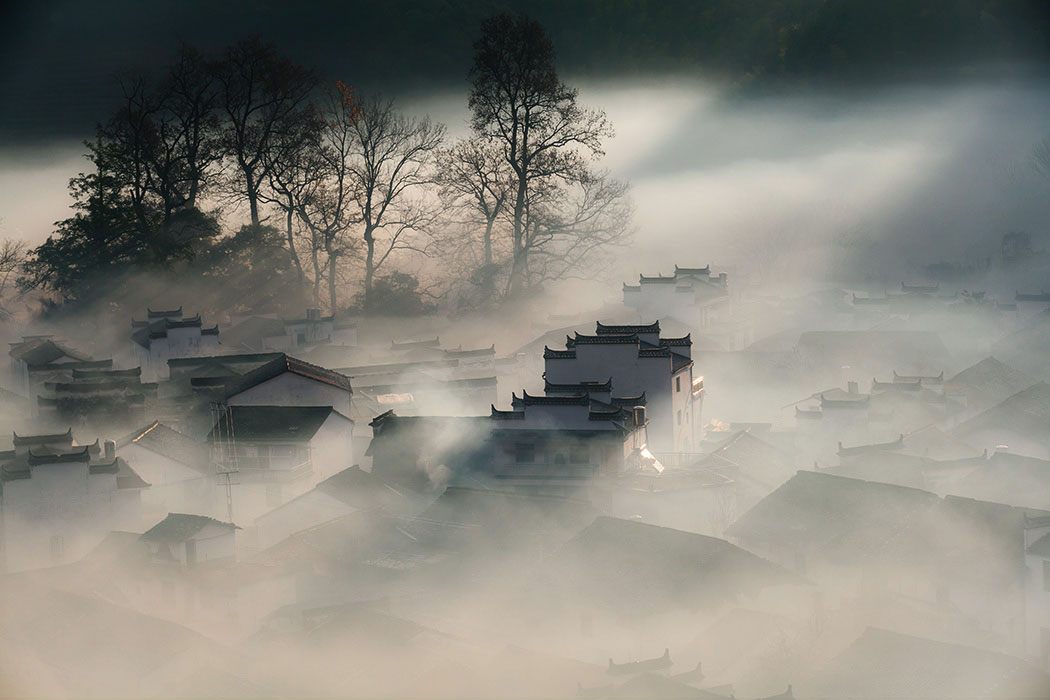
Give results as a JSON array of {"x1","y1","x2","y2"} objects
[{"x1": 3, "y1": 32, "x2": 1050, "y2": 700}]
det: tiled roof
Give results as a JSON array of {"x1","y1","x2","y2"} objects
[
  {"x1": 224, "y1": 353, "x2": 352, "y2": 397},
  {"x1": 543, "y1": 346, "x2": 576, "y2": 360},
  {"x1": 838, "y1": 434, "x2": 904, "y2": 457},
  {"x1": 512, "y1": 391, "x2": 590, "y2": 408},
  {"x1": 118, "y1": 421, "x2": 210, "y2": 474},
  {"x1": 9, "y1": 338, "x2": 90, "y2": 364},
  {"x1": 595, "y1": 321, "x2": 660, "y2": 335},
  {"x1": 543, "y1": 378, "x2": 613, "y2": 393},
  {"x1": 727, "y1": 471, "x2": 940, "y2": 565},
  {"x1": 206, "y1": 405, "x2": 338, "y2": 442},
  {"x1": 141, "y1": 513, "x2": 238, "y2": 542},
  {"x1": 12, "y1": 428, "x2": 73, "y2": 446}
]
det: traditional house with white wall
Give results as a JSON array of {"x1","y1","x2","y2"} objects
[
  {"x1": 8, "y1": 336, "x2": 91, "y2": 398},
  {"x1": 223, "y1": 354, "x2": 353, "y2": 418},
  {"x1": 543, "y1": 321, "x2": 701, "y2": 454},
  {"x1": 131, "y1": 307, "x2": 220, "y2": 380},
  {"x1": 140, "y1": 512, "x2": 238, "y2": 568},
  {"x1": 1024, "y1": 516, "x2": 1050, "y2": 669},
  {"x1": 622, "y1": 265, "x2": 730, "y2": 329},
  {"x1": 0, "y1": 430, "x2": 147, "y2": 572},
  {"x1": 117, "y1": 421, "x2": 216, "y2": 524},
  {"x1": 36, "y1": 366, "x2": 159, "y2": 431},
  {"x1": 223, "y1": 309, "x2": 357, "y2": 353},
  {"x1": 489, "y1": 390, "x2": 650, "y2": 490},
  {"x1": 207, "y1": 405, "x2": 353, "y2": 524}
]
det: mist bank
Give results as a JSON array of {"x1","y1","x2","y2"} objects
[{"x1": 6, "y1": 76, "x2": 1049, "y2": 307}]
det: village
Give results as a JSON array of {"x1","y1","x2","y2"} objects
[{"x1": 2, "y1": 261, "x2": 1050, "y2": 699}]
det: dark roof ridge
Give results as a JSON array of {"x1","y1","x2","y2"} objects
[
  {"x1": 595, "y1": 321, "x2": 660, "y2": 335},
  {"x1": 13, "y1": 428, "x2": 73, "y2": 445}
]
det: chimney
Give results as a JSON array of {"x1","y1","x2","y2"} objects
[
  {"x1": 104, "y1": 440, "x2": 115, "y2": 461},
  {"x1": 847, "y1": 380, "x2": 858, "y2": 395},
  {"x1": 632, "y1": 405, "x2": 646, "y2": 427},
  {"x1": 306, "y1": 308, "x2": 321, "y2": 321}
]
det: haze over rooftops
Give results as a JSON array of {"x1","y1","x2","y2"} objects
[{"x1": 727, "y1": 471, "x2": 941, "y2": 563}]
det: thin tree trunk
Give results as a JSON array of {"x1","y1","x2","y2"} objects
[
  {"x1": 483, "y1": 216, "x2": 494, "y2": 267},
  {"x1": 327, "y1": 248, "x2": 338, "y2": 313},
  {"x1": 284, "y1": 195, "x2": 305, "y2": 287},
  {"x1": 363, "y1": 227, "x2": 376, "y2": 310}
]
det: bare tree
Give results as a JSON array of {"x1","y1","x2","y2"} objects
[
  {"x1": 0, "y1": 237, "x2": 27, "y2": 318},
  {"x1": 261, "y1": 100, "x2": 328, "y2": 300},
  {"x1": 349, "y1": 96, "x2": 445, "y2": 310},
  {"x1": 292, "y1": 81, "x2": 364, "y2": 312},
  {"x1": 468, "y1": 13, "x2": 617, "y2": 296},
  {"x1": 214, "y1": 39, "x2": 317, "y2": 228},
  {"x1": 517, "y1": 170, "x2": 632, "y2": 291},
  {"x1": 152, "y1": 43, "x2": 222, "y2": 214},
  {"x1": 439, "y1": 137, "x2": 513, "y2": 271}
]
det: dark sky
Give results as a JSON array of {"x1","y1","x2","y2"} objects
[{"x1": 2, "y1": 0, "x2": 1049, "y2": 143}]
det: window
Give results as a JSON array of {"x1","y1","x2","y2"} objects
[
  {"x1": 570, "y1": 448, "x2": 588, "y2": 464},
  {"x1": 676, "y1": 376, "x2": 681, "y2": 392},
  {"x1": 514, "y1": 442, "x2": 535, "y2": 464},
  {"x1": 49, "y1": 535, "x2": 64, "y2": 562},
  {"x1": 677, "y1": 410, "x2": 682, "y2": 425}
]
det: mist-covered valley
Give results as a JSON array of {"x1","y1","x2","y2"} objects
[{"x1": 3, "y1": 3, "x2": 1050, "y2": 699}]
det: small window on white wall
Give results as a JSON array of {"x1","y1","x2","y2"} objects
[{"x1": 676, "y1": 376, "x2": 681, "y2": 392}]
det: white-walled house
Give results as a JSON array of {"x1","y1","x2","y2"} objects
[
  {"x1": 0, "y1": 430, "x2": 147, "y2": 572},
  {"x1": 543, "y1": 322, "x2": 702, "y2": 454},
  {"x1": 251, "y1": 465, "x2": 409, "y2": 551},
  {"x1": 623, "y1": 265, "x2": 730, "y2": 329},
  {"x1": 117, "y1": 421, "x2": 217, "y2": 524},
  {"x1": 1025, "y1": 516, "x2": 1050, "y2": 669},
  {"x1": 489, "y1": 391, "x2": 650, "y2": 492},
  {"x1": 208, "y1": 405, "x2": 354, "y2": 525},
  {"x1": 140, "y1": 512, "x2": 238, "y2": 568},
  {"x1": 8, "y1": 336, "x2": 91, "y2": 398},
  {"x1": 223, "y1": 309, "x2": 358, "y2": 353},
  {"x1": 131, "y1": 307, "x2": 220, "y2": 380}
]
